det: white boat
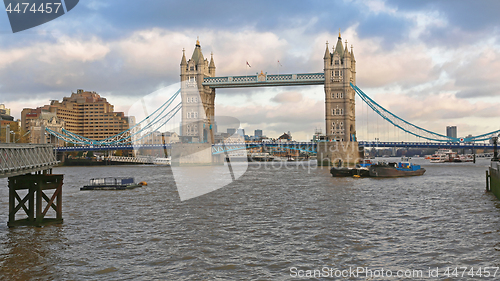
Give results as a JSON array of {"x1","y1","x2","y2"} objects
[
  {"x1": 430, "y1": 155, "x2": 446, "y2": 163},
  {"x1": 429, "y1": 149, "x2": 474, "y2": 163},
  {"x1": 153, "y1": 157, "x2": 171, "y2": 166},
  {"x1": 250, "y1": 152, "x2": 274, "y2": 162}
]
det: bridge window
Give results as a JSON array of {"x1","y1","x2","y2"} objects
[
  {"x1": 340, "y1": 93, "x2": 343, "y2": 99},
  {"x1": 340, "y1": 109, "x2": 343, "y2": 115},
  {"x1": 335, "y1": 60, "x2": 339, "y2": 65},
  {"x1": 335, "y1": 70, "x2": 339, "y2": 76}
]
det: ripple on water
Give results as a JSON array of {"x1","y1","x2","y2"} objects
[{"x1": 0, "y1": 160, "x2": 498, "y2": 280}]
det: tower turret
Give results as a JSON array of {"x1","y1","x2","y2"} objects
[
  {"x1": 180, "y1": 48, "x2": 187, "y2": 76},
  {"x1": 209, "y1": 52, "x2": 216, "y2": 76},
  {"x1": 181, "y1": 48, "x2": 187, "y2": 66}
]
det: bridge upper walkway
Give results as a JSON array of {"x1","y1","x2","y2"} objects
[
  {"x1": 203, "y1": 73, "x2": 325, "y2": 88},
  {"x1": 0, "y1": 144, "x2": 58, "y2": 178}
]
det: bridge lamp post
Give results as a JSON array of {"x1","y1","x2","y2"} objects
[{"x1": 10, "y1": 131, "x2": 15, "y2": 143}]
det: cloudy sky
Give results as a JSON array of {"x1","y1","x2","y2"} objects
[{"x1": 1, "y1": 0, "x2": 500, "y2": 141}]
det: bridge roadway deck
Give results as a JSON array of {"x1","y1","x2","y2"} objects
[
  {"x1": 53, "y1": 141, "x2": 496, "y2": 153},
  {"x1": 0, "y1": 144, "x2": 58, "y2": 178}
]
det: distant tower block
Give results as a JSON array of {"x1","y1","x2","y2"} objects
[
  {"x1": 323, "y1": 30, "x2": 356, "y2": 142},
  {"x1": 180, "y1": 39, "x2": 216, "y2": 143}
]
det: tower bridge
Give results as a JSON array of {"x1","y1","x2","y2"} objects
[
  {"x1": 45, "y1": 31, "x2": 500, "y2": 164},
  {"x1": 180, "y1": 32, "x2": 358, "y2": 164}
]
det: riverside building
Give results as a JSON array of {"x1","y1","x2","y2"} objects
[{"x1": 22, "y1": 89, "x2": 132, "y2": 142}]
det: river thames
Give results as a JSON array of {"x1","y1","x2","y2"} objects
[{"x1": 0, "y1": 158, "x2": 499, "y2": 280}]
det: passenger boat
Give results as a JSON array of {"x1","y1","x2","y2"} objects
[
  {"x1": 249, "y1": 153, "x2": 274, "y2": 162},
  {"x1": 153, "y1": 157, "x2": 171, "y2": 166},
  {"x1": 429, "y1": 149, "x2": 474, "y2": 163},
  {"x1": 430, "y1": 154, "x2": 446, "y2": 163},
  {"x1": 81, "y1": 177, "x2": 145, "y2": 190},
  {"x1": 369, "y1": 158, "x2": 425, "y2": 177}
]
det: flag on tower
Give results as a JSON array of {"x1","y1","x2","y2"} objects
[
  {"x1": 278, "y1": 60, "x2": 282, "y2": 67},
  {"x1": 246, "y1": 61, "x2": 251, "y2": 67}
]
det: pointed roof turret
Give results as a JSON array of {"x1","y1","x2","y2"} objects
[
  {"x1": 334, "y1": 31, "x2": 344, "y2": 58},
  {"x1": 323, "y1": 41, "x2": 331, "y2": 60},
  {"x1": 351, "y1": 44, "x2": 355, "y2": 61},
  {"x1": 191, "y1": 38, "x2": 204, "y2": 65},
  {"x1": 344, "y1": 40, "x2": 349, "y2": 55},
  {"x1": 209, "y1": 52, "x2": 215, "y2": 68},
  {"x1": 181, "y1": 48, "x2": 187, "y2": 65}
]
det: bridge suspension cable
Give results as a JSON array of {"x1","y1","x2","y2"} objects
[
  {"x1": 46, "y1": 89, "x2": 182, "y2": 146},
  {"x1": 351, "y1": 83, "x2": 500, "y2": 143}
]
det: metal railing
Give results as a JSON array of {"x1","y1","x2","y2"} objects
[{"x1": 0, "y1": 143, "x2": 58, "y2": 178}]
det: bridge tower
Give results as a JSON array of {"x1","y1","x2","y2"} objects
[
  {"x1": 318, "y1": 31, "x2": 361, "y2": 166},
  {"x1": 323, "y1": 31, "x2": 356, "y2": 142},
  {"x1": 180, "y1": 39, "x2": 216, "y2": 143}
]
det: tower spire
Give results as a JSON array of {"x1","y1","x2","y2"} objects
[
  {"x1": 334, "y1": 33, "x2": 344, "y2": 58},
  {"x1": 339, "y1": 28, "x2": 341, "y2": 38},
  {"x1": 181, "y1": 48, "x2": 187, "y2": 65},
  {"x1": 209, "y1": 52, "x2": 215, "y2": 68},
  {"x1": 324, "y1": 41, "x2": 331, "y2": 60}
]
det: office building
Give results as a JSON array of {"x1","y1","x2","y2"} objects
[
  {"x1": 446, "y1": 126, "x2": 457, "y2": 139},
  {"x1": 255, "y1": 129, "x2": 263, "y2": 138},
  {"x1": 22, "y1": 89, "x2": 132, "y2": 141}
]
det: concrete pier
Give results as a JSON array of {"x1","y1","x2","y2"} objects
[
  {"x1": 317, "y1": 141, "x2": 363, "y2": 166},
  {"x1": 170, "y1": 143, "x2": 213, "y2": 166}
]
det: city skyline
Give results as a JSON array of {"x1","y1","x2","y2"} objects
[{"x1": 1, "y1": 1, "x2": 500, "y2": 141}]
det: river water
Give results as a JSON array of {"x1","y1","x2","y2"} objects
[{"x1": 0, "y1": 158, "x2": 499, "y2": 280}]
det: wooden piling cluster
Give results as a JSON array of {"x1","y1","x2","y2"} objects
[{"x1": 8, "y1": 170, "x2": 63, "y2": 227}]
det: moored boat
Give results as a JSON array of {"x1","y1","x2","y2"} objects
[
  {"x1": 369, "y1": 159, "x2": 425, "y2": 177},
  {"x1": 330, "y1": 159, "x2": 372, "y2": 177}
]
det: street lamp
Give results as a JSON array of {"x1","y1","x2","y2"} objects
[{"x1": 10, "y1": 131, "x2": 15, "y2": 143}]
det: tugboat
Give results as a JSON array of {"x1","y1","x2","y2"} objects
[
  {"x1": 81, "y1": 177, "x2": 146, "y2": 190},
  {"x1": 487, "y1": 136, "x2": 500, "y2": 200},
  {"x1": 369, "y1": 158, "x2": 425, "y2": 177}
]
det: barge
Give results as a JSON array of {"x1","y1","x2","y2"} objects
[
  {"x1": 369, "y1": 161, "x2": 425, "y2": 177},
  {"x1": 81, "y1": 177, "x2": 145, "y2": 190},
  {"x1": 330, "y1": 158, "x2": 425, "y2": 178}
]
